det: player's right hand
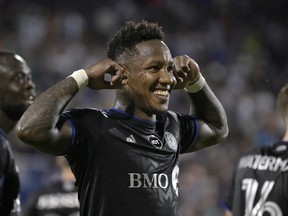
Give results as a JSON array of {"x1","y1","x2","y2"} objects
[{"x1": 85, "y1": 58, "x2": 126, "y2": 90}]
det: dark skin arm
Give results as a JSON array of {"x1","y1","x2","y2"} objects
[
  {"x1": 173, "y1": 55, "x2": 228, "y2": 152},
  {"x1": 16, "y1": 59, "x2": 124, "y2": 155}
]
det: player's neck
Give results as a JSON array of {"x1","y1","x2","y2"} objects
[
  {"x1": 113, "y1": 102, "x2": 156, "y2": 122},
  {"x1": 0, "y1": 111, "x2": 15, "y2": 133},
  {"x1": 282, "y1": 131, "x2": 288, "y2": 142}
]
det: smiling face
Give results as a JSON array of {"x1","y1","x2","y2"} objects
[
  {"x1": 118, "y1": 39, "x2": 176, "y2": 120},
  {"x1": 0, "y1": 54, "x2": 36, "y2": 121}
]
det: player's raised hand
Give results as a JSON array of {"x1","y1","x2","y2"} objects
[
  {"x1": 85, "y1": 58, "x2": 126, "y2": 90},
  {"x1": 173, "y1": 55, "x2": 201, "y2": 90}
]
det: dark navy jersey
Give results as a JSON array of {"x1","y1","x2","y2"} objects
[
  {"x1": 0, "y1": 129, "x2": 21, "y2": 216},
  {"x1": 60, "y1": 108, "x2": 198, "y2": 216},
  {"x1": 24, "y1": 180, "x2": 80, "y2": 216},
  {"x1": 224, "y1": 141, "x2": 288, "y2": 216}
]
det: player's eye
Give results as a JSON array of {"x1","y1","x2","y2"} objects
[
  {"x1": 14, "y1": 73, "x2": 24, "y2": 83},
  {"x1": 147, "y1": 66, "x2": 160, "y2": 72},
  {"x1": 13, "y1": 72, "x2": 30, "y2": 84}
]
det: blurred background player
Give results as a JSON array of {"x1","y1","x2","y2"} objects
[
  {"x1": 24, "y1": 156, "x2": 79, "y2": 216},
  {"x1": 0, "y1": 50, "x2": 36, "y2": 215},
  {"x1": 223, "y1": 83, "x2": 288, "y2": 216}
]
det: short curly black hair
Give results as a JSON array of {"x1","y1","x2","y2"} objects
[{"x1": 107, "y1": 20, "x2": 165, "y2": 61}]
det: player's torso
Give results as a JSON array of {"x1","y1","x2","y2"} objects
[{"x1": 72, "y1": 109, "x2": 182, "y2": 216}]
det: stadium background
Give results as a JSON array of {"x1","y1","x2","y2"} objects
[{"x1": 1, "y1": 0, "x2": 287, "y2": 215}]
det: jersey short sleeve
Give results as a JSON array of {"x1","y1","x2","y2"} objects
[
  {"x1": 58, "y1": 108, "x2": 105, "y2": 183},
  {"x1": 170, "y1": 112, "x2": 198, "y2": 153}
]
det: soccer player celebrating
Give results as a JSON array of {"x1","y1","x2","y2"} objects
[{"x1": 17, "y1": 20, "x2": 228, "y2": 216}]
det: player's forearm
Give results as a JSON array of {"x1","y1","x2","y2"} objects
[
  {"x1": 187, "y1": 83, "x2": 229, "y2": 146},
  {"x1": 16, "y1": 77, "x2": 78, "y2": 152}
]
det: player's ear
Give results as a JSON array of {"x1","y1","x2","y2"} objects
[{"x1": 120, "y1": 64, "x2": 129, "y2": 85}]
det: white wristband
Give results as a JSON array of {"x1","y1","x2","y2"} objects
[
  {"x1": 184, "y1": 74, "x2": 206, "y2": 93},
  {"x1": 67, "y1": 69, "x2": 89, "y2": 90}
]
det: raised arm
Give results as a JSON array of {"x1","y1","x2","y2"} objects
[
  {"x1": 16, "y1": 59, "x2": 124, "y2": 155},
  {"x1": 173, "y1": 55, "x2": 229, "y2": 152}
]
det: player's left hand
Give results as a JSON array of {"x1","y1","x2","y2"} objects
[{"x1": 173, "y1": 55, "x2": 201, "y2": 89}]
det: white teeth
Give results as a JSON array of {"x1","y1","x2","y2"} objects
[{"x1": 154, "y1": 90, "x2": 169, "y2": 96}]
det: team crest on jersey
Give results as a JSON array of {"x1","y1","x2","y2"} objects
[
  {"x1": 148, "y1": 135, "x2": 163, "y2": 149},
  {"x1": 164, "y1": 132, "x2": 177, "y2": 151}
]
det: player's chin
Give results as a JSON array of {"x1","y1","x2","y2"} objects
[
  {"x1": 152, "y1": 104, "x2": 169, "y2": 114},
  {"x1": 3, "y1": 104, "x2": 27, "y2": 121},
  {"x1": 17, "y1": 100, "x2": 33, "y2": 115},
  {"x1": 24, "y1": 98, "x2": 34, "y2": 107},
  {"x1": 148, "y1": 97, "x2": 170, "y2": 114}
]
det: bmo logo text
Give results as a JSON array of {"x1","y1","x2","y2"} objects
[
  {"x1": 129, "y1": 173, "x2": 168, "y2": 188},
  {"x1": 128, "y1": 166, "x2": 179, "y2": 196}
]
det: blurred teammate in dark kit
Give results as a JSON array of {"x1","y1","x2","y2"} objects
[
  {"x1": 223, "y1": 84, "x2": 288, "y2": 216},
  {"x1": 0, "y1": 50, "x2": 36, "y2": 215},
  {"x1": 17, "y1": 20, "x2": 228, "y2": 216},
  {"x1": 24, "y1": 156, "x2": 79, "y2": 216}
]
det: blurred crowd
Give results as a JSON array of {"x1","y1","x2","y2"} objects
[{"x1": 1, "y1": 0, "x2": 287, "y2": 215}]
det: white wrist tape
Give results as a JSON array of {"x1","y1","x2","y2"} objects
[
  {"x1": 67, "y1": 69, "x2": 89, "y2": 90},
  {"x1": 184, "y1": 74, "x2": 206, "y2": 93}
]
